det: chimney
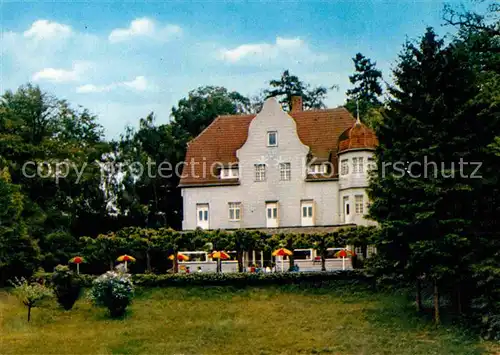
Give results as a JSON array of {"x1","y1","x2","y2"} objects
[{"x1": 291, "y1": 95, "x2": 303, "y2": 112}]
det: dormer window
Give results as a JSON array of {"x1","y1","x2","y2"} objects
[
  {"x1": 308, "y1": 164, "x2": 327, "y2": 174},
  {"x1": 220, "y1": 167, "x2": 239, "y2": 179},
  {"x1": 267, "y1": 131, "x2": 278, "y2": 147}
]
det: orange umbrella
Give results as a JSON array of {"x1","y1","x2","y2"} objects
[
  {"x1": 169, "y1": 253, "x2": 190, "y2": 261},
  {"x1": 335, "y1": 249, "x2": 356, "y2": 270},
  {"x1": 335, "y1": 249, "x2": 356, "y2": 258},
  {"x1": 272, "y1": 248, "x2": 293, "y2": 272},
  {"x1": 272, "y1": 248, "x2": 293, "y2": 257},
  {"x1": 209, "y1": 251, "x2": 231, "y2": 260},
  {"x1": 209, "y1": 251, "x2": 230, "y2": 273},
  {"x1": 116, "y1": 254, "x2": 136, "y2": 271},
  {"x1": 69, "y1": 256, "x2": 85, "y2": 274}
]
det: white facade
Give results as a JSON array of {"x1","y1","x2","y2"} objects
[{"x1": 181, "y1": 98, "x2": 375, "y2": 230}]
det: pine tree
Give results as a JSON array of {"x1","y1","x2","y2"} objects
[
  {"x1": 368, "y1": 27, "x2": 495, "y2": 323},
  {"x1": 264, "y1": 70, "x2": 337, "y2": 110},
  {"x1": 345, "y1": 53, "x2": 383, "y2": 127}
]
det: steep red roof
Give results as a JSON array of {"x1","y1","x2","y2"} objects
[
  {"x1": 338, "y1": 121, "x2": 378, "y2": 153},
  {"x1": 179, "y1": 107, "x2": 365, "y2": 186}
]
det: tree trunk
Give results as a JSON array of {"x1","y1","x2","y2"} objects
[
  {"x1": 109, "y1": 259, "x2": 114, "y2": 271},
  {"x1": 173, "y1": 252, "x2": 179, "y2": 273},
  {"x1": 146, "y1": 250, "x2": 152, "y2": 273},
  {"x1": 416, "y1": 277, "x2": 423, "y2": 312},
  {"x1": 433, "y1": 280, "x2": 440, "y2": 325},
  {"x1": 454, "y1": 283, "x2": 463, "y2": 314},
  {"x1": 27, "y1": 306, "x2": 32, "y2": 322},
  {"x1": 237, "y1": 251, "x2": 244, "y2": 272},
  {"x1": 288, "y1": 254, "x2": 295, "y2": 271},
  {"x1": 321, "y1": 253, "x2": 326, "y2": 272}
]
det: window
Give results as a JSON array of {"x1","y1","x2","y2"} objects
[
  {"x1": 308, "y1": 164, "x2": 327, "y2": 174},
  {"x1": 267, "y1": 131, "x2": 278, "y2": 146},
  {"x1": 343, "y1": 196, "x2": 350, "y2": 216},
  {"x1": 196, "y1": 204, "x2": 209, "y2": 229},
  {"x1": 255, "y1": 164, "x2": 266, "y2": 181},
  {"x1": 341, "y1": 159, "x2": 349, "y2": 175},
  {"x1": 280, "y1": 163, "x2": 291, "y2": 181},
  {"x1": 355, "y1": 195, "x2": 364, "y2": 214},
  {"x1": 353, "y1": 157, "x2": 364, "y2": 173},
  {"x1": 266, "y1": 202, "x2": 278, "y2": 228},
  {"x1": 267, "y1": 206, "x2": 277, "y2": 219},
  {"x1": 294, "y1": 249, "x2": 313, "y2": 260},
  {"x1": 302, "y1": 205, "x2": 313, "y2": 218},
  {"x1": 301, "y1": 200, "x2": 314, "y2": 226},
  {"x1": 221, "y1": 167, "x2": 238, "y2": 179},
  {"x1": 228, "y1": 202, "x2": 241, "y2": 221}
]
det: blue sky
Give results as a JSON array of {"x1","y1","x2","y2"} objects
[{"x1": 1, "y1": 0, "x2": 473, "y2": 138}]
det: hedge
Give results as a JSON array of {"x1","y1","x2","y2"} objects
[{"x1": 34, "y1": 270, "x2": 372, "y2": 288}]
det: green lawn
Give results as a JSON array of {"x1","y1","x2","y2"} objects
[{"x1": 1, "y1": 285, "x2": 498, "y2": 355}]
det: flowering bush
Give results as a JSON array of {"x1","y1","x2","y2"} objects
[
  {"x1": 89, "y1": 271, "x2": 134, "y2": 317},
  {"x1": 51, "y1": 265, "x2": 82, "y2": 310},
  {"x1": 10, "y1": 277, "x2": 53, "y2": 322}
]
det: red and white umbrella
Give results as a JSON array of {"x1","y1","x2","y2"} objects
[{"x1": 69, "y1": 256, "x2": 85, "y2": 274}]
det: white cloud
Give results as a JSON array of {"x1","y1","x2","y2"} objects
[
  {"x1": 218, "y1": 36, "x2": 327, "y2": 64},
  {"x1": 32, "y1": 61, "x2": 92, "y2": 83},
  {"x1": 108, "y1": 18, "x2": 182, "y2": 43},
  {"x1": 23, "y1": 20, "x2": 73, "y2": 41},
  {"x1": 122, "y1": 76, "x2": 148, "y2": 91},
  {"x1": 76, "y1": 83, "x2": 115, "y2": 94},
  {"x1": 76, "y1": 76, "x2": 152, "y2": 93}
]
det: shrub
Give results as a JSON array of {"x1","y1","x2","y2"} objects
[
  {"x1": 132, "y1": 270, "x2": 372, "y2": 288},
  {"x1": 51, "y1": 265, "x2": 82, "y2": 310},
  {"x1": 10, "y1": 277, "x2": 53, "y2": 322},
  {"x1": 89, "y1": 271, "x2": 134, "y2": 317},
  {"x1": 36, "y1": 270, "x2": 372, "y2": 289}
]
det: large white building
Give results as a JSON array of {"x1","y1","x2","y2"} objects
[{"x1": 179, "y1": 96, "x2": 378, "y2": 233}]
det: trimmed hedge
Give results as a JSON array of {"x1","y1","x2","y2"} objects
[
  {"x1": 133, "y1": 270, "x2": 372, "y2": 287},
  {"x1": 35, "y1": 270, "x2": 372, "y2": 288}
]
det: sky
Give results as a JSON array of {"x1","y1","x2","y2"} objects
[{"x1": 0, "y1": 0, "x2": 474, "y2": 139}]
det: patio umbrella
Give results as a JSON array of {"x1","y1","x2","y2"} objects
[
  {"x1": 209, "y1": 251, "x2": 230, "y2": 273},
  {"x1": 272, "y1": 248, "x2": 293, "y2": 272},
  {"x1": 169, "y1": 253, "x2": 190, "y2": 261},
  {"x1": 69, "y1": 256, "x2": 84, "y2": 274},
  {"x1": 116, "y1": 254, "x2": 136, "y2": 271},
  {"x1": 335, "y1": 249, "x2": 356, "y2": 270},
  {"x1": 209, "y1": 251, "x2": 231, "y2": 260}
]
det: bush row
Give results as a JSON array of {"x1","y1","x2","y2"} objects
[{"x1": 36, "y1": 270, "x2": 372, "y2": 288}]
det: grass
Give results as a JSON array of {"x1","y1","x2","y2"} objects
[{"x1": 1, "y1": 285, "x2": 498, "y2": 355}]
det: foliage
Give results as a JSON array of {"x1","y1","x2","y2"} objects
[
  {"x1": 301, "y1": 233, "x2": 338, "y2": 271},
  {"x1": 10, "y1": 277, "x2": 53, "y2": 321},
  {"x1": 80, "y1": 233, "x2": 126, "y2": 272},
  {"x1": 345, "y1": 53, "x2": 384, "y2": 128},
  {"x1": 263, "y1": 70, "x2": 337, "y2": 110},
  {"x1": 368, "y1": 12, "x2": 500, "y2": 331},
  {"x1": 51, "y1": 265, "x2": 82, "y2": 310},
  {"x1": 89, "y1": 270, "x2": 134, "y2": 317},
  {"x1": 171, "y1": 86, "x2": 252, "y2": 139},
  {"x1": 0, "y1": 169, "x2": 41, "y2": 284},
  {"x1": 131, "y1": 270, "x2": 371, "y2": 288},
  {"x1": 0, "y1": 84, "x2": 112, "y2": 279}
]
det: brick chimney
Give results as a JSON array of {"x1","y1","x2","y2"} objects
[{"x1": 290, "y1": 95, "x2": 303, "y2": 112}]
